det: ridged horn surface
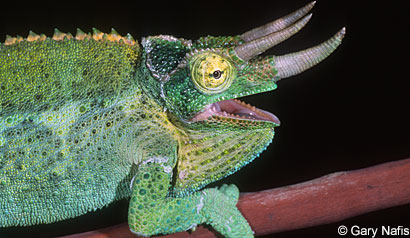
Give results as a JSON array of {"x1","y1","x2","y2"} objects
[
  {"x1": 234, "y1": 14, "x2": 312, "y2": 61},
  {"x1": 274, "y1": 27, "x2": 345, "y2": 79},
  {"x1": 241, "y1": 1, "x2": 316, "y2": 42}
]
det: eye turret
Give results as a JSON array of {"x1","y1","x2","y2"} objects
[{"x1": 190, "y1": 52, "x2": 234, "y2": 94}]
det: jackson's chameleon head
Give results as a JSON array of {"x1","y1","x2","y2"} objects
[
  {"x1": 139, "y1": 5, "x2": 345, "y2": 194},
  {"x1": 141, "y1": 16, "x2": 344, "y2": 124}
]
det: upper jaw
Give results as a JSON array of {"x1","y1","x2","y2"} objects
[{"x1": 190, "y1": 98, "x2": 280, "y2": 126}]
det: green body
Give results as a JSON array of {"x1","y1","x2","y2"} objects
[
  {"x1": 0, "y1": 35, "x2": 142, "y2": 225},
  {"x1": 0, "y1": 32, "x2": 271, "y2": 236},
  {"x1": 0, "y1": 3, "x2": 344, "y2": 237}
]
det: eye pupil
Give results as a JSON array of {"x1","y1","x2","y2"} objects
[{"x1": 212, "y1": 70, "x2": 222, "y2": 79}]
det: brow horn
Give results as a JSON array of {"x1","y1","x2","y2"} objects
[
  {"x1": 274, "y1": 27, "x2": 346, "y2": 80},
  {"x1": 240, "y1": 1, "x2": 316, "y2": 42},
  {"x1": 234, "y1": 13, "x2": 312, "y2": 61}
]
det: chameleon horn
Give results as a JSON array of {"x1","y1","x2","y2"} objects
[
  {"x1": 240, "y1": 1, "x2": 316, "y2": 42},
  {"x1": 274, "y1": 27, "x2": 346, "y2": 80},
  {"x1": 234, "y1": 13, "x2": 312, "y2": 61}
]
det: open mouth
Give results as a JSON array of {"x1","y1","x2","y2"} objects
[{"x1": 190, "y1": 99, "x2": 280, "y2": 125}]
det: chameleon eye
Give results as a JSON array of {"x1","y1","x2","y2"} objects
[
  {"x1": 212, "y1": 70, "x2": 222, "y2": 79},
  {"x1": 190, "y1": 52, "x2": 234, "y2": 94}
]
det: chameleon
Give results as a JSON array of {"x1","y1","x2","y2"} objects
[{"x1": 0, "y1": 1, "x2": 344, "y2": 237}]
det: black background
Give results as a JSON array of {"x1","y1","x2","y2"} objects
[{"x1": 0, "y1": 0, "x2": 409, "y2": 237}]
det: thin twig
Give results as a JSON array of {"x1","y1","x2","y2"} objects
[{"x1": 62, "y1": 158, "x2": 410, "y2": 238}]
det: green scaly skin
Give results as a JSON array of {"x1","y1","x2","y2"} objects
[
  {"x1": 0, "y1": 30, "x2": 273, "y2": 237},
  {"x1": 0, "y1": 5, "x2": 344, "y2": 236}
]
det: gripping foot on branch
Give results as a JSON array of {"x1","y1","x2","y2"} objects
[{"x1": 128, "y1": 161, "x2": 253, "y2": 237}]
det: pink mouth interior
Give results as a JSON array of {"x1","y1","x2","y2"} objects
[{"x1": 190, "y1": 99, "x2": 280, "y2": 125}]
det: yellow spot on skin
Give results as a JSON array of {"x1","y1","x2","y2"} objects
[
  {"x1": 52, "y1": 29, "x2": 73, "y2": 41},
  {"x1": 5, "y1": 36, "x2": 23, "y2": 45},
  {"x1": 107, "y1": 33, "x2": 122, "y2": 42},
  {"x1": 92, "y1": 32, "x2": 104, "y2": 41},
  {"x1": 75, "y1": 33, "x2": 90, "y2": 40},
  {"x1": 27, "y1": 34, "x2": 40, "y2": 42},
  {"x1": 4, "y1": 29, "x2": 136, "y2": 46}
]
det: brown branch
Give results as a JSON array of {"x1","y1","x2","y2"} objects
[{"x1": 62, "y1": 158, "x2": 410, "y2": 238}]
